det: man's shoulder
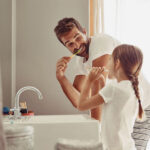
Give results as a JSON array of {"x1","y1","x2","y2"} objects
[
  {"x1": 91, "y1": 33, "x2": 120, "y2": 43},
  {"x1": 92, "y1": 53, "x2": 110, "y2": 66},
  {"x1": 89, "y1": 33, "x2": 121, "y2": 59}
]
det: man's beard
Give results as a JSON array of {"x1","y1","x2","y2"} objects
[{"x1": 74, "y1": 40, "x2": 90, "y2": 57}]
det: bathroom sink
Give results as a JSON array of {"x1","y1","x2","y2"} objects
[{"x1": 3, "y1": 114, "x2": 100, "y2": 149}]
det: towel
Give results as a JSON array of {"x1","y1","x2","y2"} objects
[{"x1": 55, "y1": 138, "x2": 103, "y2": 150}]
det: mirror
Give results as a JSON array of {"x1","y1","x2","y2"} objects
[{"x1": 0, "y1": 0, "x2": 90, "y2": 115}]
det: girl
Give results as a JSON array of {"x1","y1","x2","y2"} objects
[{"x1": 78, "y1": 44, "x2": 144, "y2": 150}]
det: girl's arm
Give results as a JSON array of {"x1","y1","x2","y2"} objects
[{"x1": 78, "y1": 67, "x2": 105, "y2": 111}]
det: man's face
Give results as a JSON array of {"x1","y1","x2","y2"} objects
[{"x1": 60, "y1": 27, "x2": 88, "y2": 57}]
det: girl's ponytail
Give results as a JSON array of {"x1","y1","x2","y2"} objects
[{"x1": 128, "y1": 75, "x2": 143, "y2": 119}]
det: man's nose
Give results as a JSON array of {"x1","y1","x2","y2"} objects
[{"x1": 74, "y1": 43, "x2": 80, "y2": 50}]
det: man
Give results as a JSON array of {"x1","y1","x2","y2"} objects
[
  {"x1": 54, "y1": 17, "x2": 150, "y2": 149},
  {"x1": 54, "y1": 17, "x2": 120, "y2": 121}
]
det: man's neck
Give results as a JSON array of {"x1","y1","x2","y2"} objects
[{"x1": 83, "y1": 37, "x2": 91, "y2": 63}]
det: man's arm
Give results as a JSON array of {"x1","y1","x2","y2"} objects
[
  {"x1": 74, "y1": 75, "x2": 104, "y2": 121},
  {"x1": 56, "y1": 56, "x2": 86, "y2": 108},
  {"x1": 57, "y1": 75, "x2": 86, "y2": 108},
  {"x1": 78, "y1": 70, "x2": 105, "y2": 111},
  {"x1": 73, "y1": 75, "x2": 86, "y2": 92}
]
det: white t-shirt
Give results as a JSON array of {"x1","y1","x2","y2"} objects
[
  {"x1": 99, "y1": 79, "x2": 138, "y2": 150},
  {"x1": 74, "y1": 33, "x2": 120, "y2": 76}
]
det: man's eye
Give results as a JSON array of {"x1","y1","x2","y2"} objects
[
  {"x1": 76, "y1": 37, "x2": 81, "y2": 41},
  {"x1": 68, "y1": 43, "x2": 74, "y2": 47}
]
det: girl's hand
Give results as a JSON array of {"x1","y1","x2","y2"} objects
[{"x1": 88, "y1": 67, "x2": 104, "y2": 82}]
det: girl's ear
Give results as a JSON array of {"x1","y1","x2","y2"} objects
[{"x1": 115, "y1": 59, "x2": 121, "y2": 70}]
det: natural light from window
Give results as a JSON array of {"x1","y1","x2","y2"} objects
[{"x1": 104, "y1": 0, "x2": 150, "y2": 82}]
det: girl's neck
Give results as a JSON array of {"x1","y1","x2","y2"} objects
[{"x1": 116, "y1": 69, "x2": 129, "y2": 82}]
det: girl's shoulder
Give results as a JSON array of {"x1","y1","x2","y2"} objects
[{"x1": 107, "y1": 79, "x2": 133, "y2": 98}]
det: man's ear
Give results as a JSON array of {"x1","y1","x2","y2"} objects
[
  {"x1": 115, "y1": 59, "x2": 120, "y2": 70},
  {"x1": 83, "y1": 28, "x2": 87, "y2": 35}
]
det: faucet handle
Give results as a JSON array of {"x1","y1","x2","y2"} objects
[
  {"x1": 10, "y1": 108, "x2": 15, "y2": 111},
  {"x1": 10, "y1": 107, "x2": 20, "y2": 111}
]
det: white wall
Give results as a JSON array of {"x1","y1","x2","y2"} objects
[
  {"x1": 16, "y1": 0, "x2": 89, "y2": 115},
  {"x1": 0, "y1": 0, "x2": 12, "y2": 107}
]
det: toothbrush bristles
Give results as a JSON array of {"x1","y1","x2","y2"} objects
[{"x1": 70, "y1": 49, "x2": 81, "y2": 58}]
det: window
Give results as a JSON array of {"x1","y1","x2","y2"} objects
[{"x1": 104, "y1": 0, "x2": 150, "y2": 82}]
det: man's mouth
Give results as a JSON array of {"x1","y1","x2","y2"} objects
[
  {"x1": 78, "y1": 47, "x2": 86, "y2": 56},
  {"x1": 74, "y1": 45, "x2": 85, "y2": 55},
  {"x1": 74, "y1": 47, "x2": 82, "y2": 54}
]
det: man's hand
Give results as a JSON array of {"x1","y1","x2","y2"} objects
[{"x1": 56, "y1": 57, "x2": 71, "y2": 80}]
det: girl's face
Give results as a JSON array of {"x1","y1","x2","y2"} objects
[{"x1": 106, "y1": 55, "x2": 117, "y2": 79}]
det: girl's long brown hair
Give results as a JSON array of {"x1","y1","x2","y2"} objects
[{"x1": 112, "y1": 44, "x2": 143, "y2": 119}]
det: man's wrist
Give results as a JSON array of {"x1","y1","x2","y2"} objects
[{"x1": 57, "y1": 75, "x2": 66, "y2": 82}]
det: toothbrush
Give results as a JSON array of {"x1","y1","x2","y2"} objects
[{"x1": 70, "y1": 49, "x2": 81, "y2": 58}]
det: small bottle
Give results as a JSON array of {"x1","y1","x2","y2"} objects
[
  {"x1": 20, "y1": 102, "x2": 28, "y2": 115},
  {"x1": 3, "y1": 107, "x2": 10, "y2": 115}
]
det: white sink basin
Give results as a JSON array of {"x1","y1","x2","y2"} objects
[{"x1": 3, "y1": 114, "x2": 100, "y2": 149}]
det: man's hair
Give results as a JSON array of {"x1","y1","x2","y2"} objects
[{"x1": 54, "y1": 17, "x2": 84, "y2": 44}]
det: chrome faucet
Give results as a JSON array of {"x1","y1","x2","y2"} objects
[{"x1": 12, "y1": 86, "x2": 43, "y2": 118}]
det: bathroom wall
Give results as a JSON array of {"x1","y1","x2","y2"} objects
[
  {"x1": 0, "y1": 0, "x2": 12, "y2": 107},
  {"x1": 15, "y1": 0, "x2": 90, "y2": 115}
]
